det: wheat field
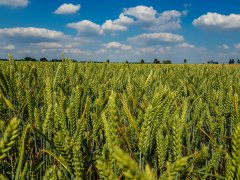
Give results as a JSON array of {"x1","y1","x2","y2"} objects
[{"x1": 0, "y1": 58, "x2": 240, "y2": 179}]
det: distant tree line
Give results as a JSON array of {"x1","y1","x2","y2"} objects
[
  {"x1": 0, "y1": 57, "x2": 77, "y2": 62},
  {"x1": 1, "y1": 56, "x2": 240, "y2": 64},
  {"x1": 0, "y1": 57, "x2": 173, "y2": 64},
  {"x1": 207, "y1": 60, "x2": 219, "y2": 64},
  {"x1": 229, "y1": 59, "x2": 240, "y2": 64},
  {"x1": 139, "y1": 58, "x2": 172, "y2": 64},
  {"x1": 203, "y1": 58, "x2": 240, "y2": 64}
]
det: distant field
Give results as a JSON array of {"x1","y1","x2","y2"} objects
[{"x1": 1, "y1": 60, "x2": 240, "y2": 179}]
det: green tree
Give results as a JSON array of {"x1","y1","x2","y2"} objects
[
  {"x1": 40, "y1": 57, "x2": 48, "y2": 62},
  {"x1": 162, "y1": 60, "x2": 172, "y2": 64},
  {"x1": 24, "y1": 57, "x2": 36, "y2": 61},
  {"x1": 154, "y1": 58, "x2": 160, "y2": 64}
]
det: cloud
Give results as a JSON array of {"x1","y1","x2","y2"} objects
[
  {"x1": 235, "y1": 43, "x2": 240, "y2": 49},
  {"x1": 54, "y1": 3, "x2": 80, "y2": 14},
  {"x1": 104, "y1": 42, "x2": 132, "y2": 50},
  {"x1": 137, "y1": 47, "x2": 156, "y2": 53},
  {"x1": 35, "y1": 40, "x2": 92, "y2": 57},
  {"x1": 0, "y1": 0, "x2": 28, "y2": 7},
  {"x1": 102, "y1": 13, "x2": 134, "y2": 32},
  {"x1": 63, "y1": 48, "x2": 91, "y2": 55},
  {"x1": 177, "y1": 42, "x2": 195, "y2": 48},
  {"x1": 31, "y1": 42, "x2": 63, "y2": 49},
  {"x1": 0, "y1": 27, "x2": 65, "y2": 42},
  {"x1": 68, "y1": 13, "x2": 133, "y2": 34},
  {"x1": 102, "y1": 20, "x2": 127, "y2": 32},
  {"x1": 0, "y1": 26, "x2": 103, "y2": 60},
  {"x1": 152, "y1": 10, "x2": 183, "y2": 31},
  {"x1": 95, "y1": 49, "x2": 107, "y2": 54},
  {"x1": 3, "y1": 44, "x2": 15, "y2": 50},
  {"x1": 193, "y1": 12, "x2": 240, "y2": 30},
  {"x1": 67, "y1": 6, "x2": 185, "y2": 35},
  {"x1": 219, "y1": 44, "x2": 230, "y2": 49},
  {"x1": 67, "y1": 20, "x2": 104, "y2": 36},
  {"x1": 123, "y1": 6, "x2": 185, "y2": 31},
  {"x1": 129, "y1": 33, "x2": 184, "y2": 45},
  {"x1": 116, "y1": 13, "x2": 135, "y2": 25},
  {"x1": 123, "y1": 6, "x2": 157, "y2": 22},
  {"x1": 158, "y1": 46, "x2": 172, "y2": 53}
]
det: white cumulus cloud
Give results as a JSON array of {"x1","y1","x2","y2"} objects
[
  {"x1": 219, "y1": 44, "x2": 230, "y2": 49},
  {"x1": 67, "y1": 6, "x2": 186, "y2": 35},
  {"x1": 54, "y1": 3, "x2": 80, "y2": 14},
  {"x1": 123, "y1": 6, "x2": 157, "y2": 22},
  {"x1": 153, "y1": 10, "x2": 183, "y2": 31},
  {"x1": 0, "y1": 0, "x2": 28, "y2": 7},
  {"x1": 177, "y1": 42, "x2": 195, "y2": 48},
  {"x1": 235, "y1": 43, "x2": 240, "y2": 49},
  {"x1": 32, "y1": 42, "x2": 63, "y2": 49},
  {"x1": 123, "y1": 6, "x2": 185, "y2": 31},
  {"x1": 193, "y1": 12, "x2": 240, "y2": 30},
  {"x1": 128, "y1": 33, "x2": 184, "y2": 45},
  {"x1": 0, "y1": 27, "x2": 65, "y2": 42},
  {"x1": 63, "y1": 48, "x2": 91, "y2": 55},
  {"x1": 137, "y1": 47, "x2": 155, "y2": 53},
  {"x1": 95, "y1": 49, "x2": 107, "y2": 54},
  {"x1": 102, "y1": 20, "x2": 127, "y2": 32},
  {"x1": 3, "y1": 44, "x2": 15, "y2": 50},
  {"x1": 102, "y1": 13, "x2": 134, "y2": 32},
  {"x1": 67, "y1": 20, "x2": 104, "y2": 36},
  {"x1": 104, "y1": 42, "x2": 132, "y2": 50}
]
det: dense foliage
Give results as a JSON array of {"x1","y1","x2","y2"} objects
[{"x1": 0, "y1": 58, "x2": 240, "y2": 179}]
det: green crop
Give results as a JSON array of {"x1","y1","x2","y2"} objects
[{"x1": 0, "y1": 59, "x2": 240, "y2": 179}]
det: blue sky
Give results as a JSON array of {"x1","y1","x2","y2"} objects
[{"x1": 0, "y1": 0, "x2": 240, "y2": 63}]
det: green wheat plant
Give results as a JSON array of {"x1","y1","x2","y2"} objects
[{"x1": 0, "y1": 57, "x2": 240, "y2": 179}]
